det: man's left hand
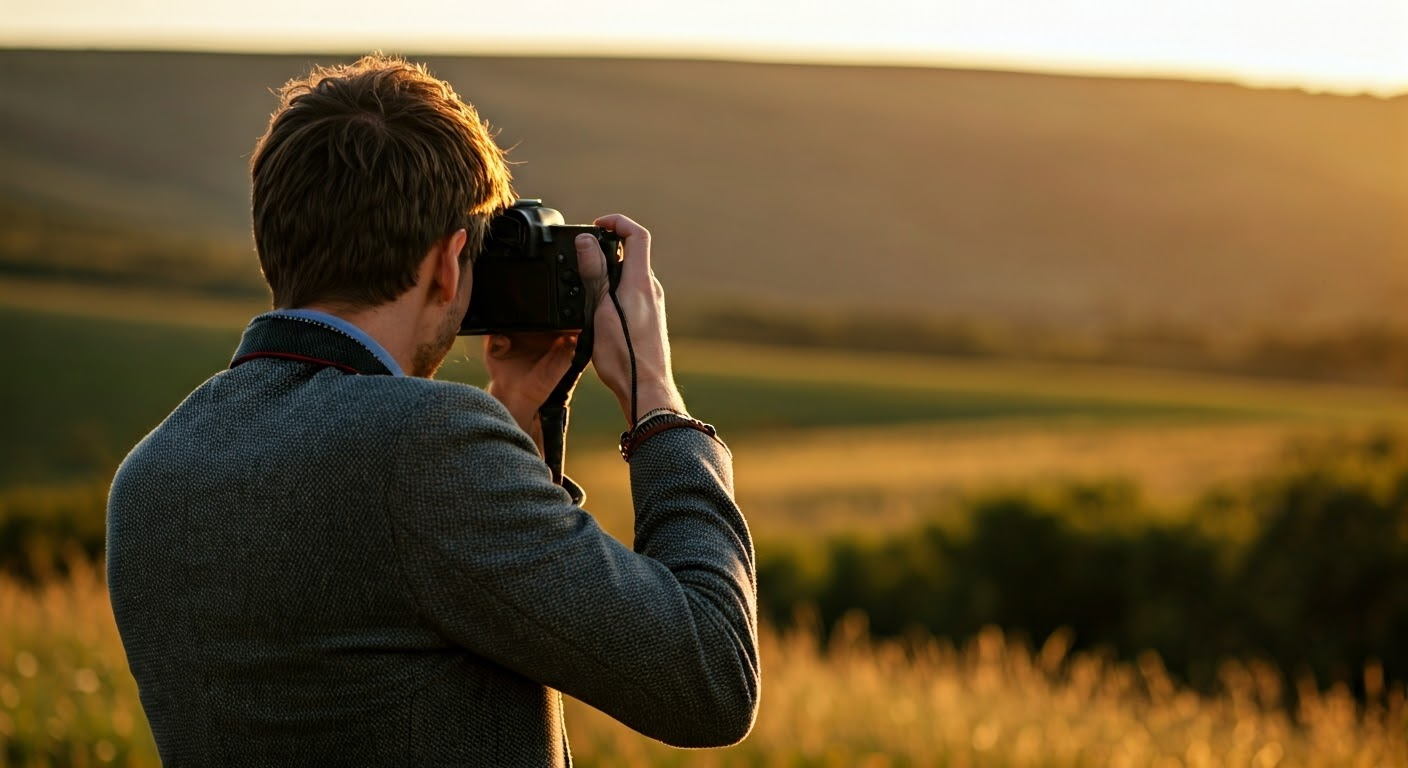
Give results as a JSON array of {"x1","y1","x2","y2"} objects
[{"x1": 484, "y1": 333, "x2": 580, "y2": 456}]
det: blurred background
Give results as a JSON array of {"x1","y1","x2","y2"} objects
[{"x1": 2, "y1": 1, "x2": 1407, "y2": 765}]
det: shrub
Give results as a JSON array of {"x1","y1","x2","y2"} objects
[{"x1": 758, "y1": 433, "x2": 1408, "y2": 695}]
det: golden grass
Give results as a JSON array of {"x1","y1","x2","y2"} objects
[
  {"x1": 570, "y1": 612, "x2": 1408, "y2": 767},
  {"x1": 3, "y1": 565, "x2": 1403, "y2": 767},
  {"x1": 0, "y1": 560, "x2": 156, "y2": 767}
]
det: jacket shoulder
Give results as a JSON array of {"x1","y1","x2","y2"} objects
[{"x1": 377, "y1": 377, "x2": 519, "y2": 434}]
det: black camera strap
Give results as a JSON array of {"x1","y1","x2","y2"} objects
[
  {"x1": 538, "y1": 251, "x2": 631, "y2": 488},
  {"x1": 539, "y1": 328, "x2": 592, "y2": 487}
]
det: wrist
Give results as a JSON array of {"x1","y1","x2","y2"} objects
[{"x1": 617, "y1": 381, "x2": 685, "y2": 425}]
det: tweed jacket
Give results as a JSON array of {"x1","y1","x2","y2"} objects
[{"x1": 106, "y1": 315, "x2": 759, "y2": 766}]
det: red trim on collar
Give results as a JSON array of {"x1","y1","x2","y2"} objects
[{"x1": 230, "y1": 351, "x2": 361, "y2": 375}]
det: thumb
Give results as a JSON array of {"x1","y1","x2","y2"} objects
[{"x1": 576, "y1": 233, "x2": 608, "y2": 298}]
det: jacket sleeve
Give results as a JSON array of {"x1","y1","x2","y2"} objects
[{"x1": 384, "y1": 385, "x2": 759, "y2": 748}]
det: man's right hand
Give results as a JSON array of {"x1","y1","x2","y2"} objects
[{"x1": 575, "y1": 215, "x2": 686, "y2": 426}]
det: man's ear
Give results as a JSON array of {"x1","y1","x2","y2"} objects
[{"x1": 429, "y1": 228, "x2": 469, "y2": 305}]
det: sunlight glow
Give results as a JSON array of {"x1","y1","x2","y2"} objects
[{"x1": 4, "y1": 0, "x2": 1406, "y2": 95}]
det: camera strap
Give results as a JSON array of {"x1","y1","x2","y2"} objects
[
  {"x1": 539, "y1": 327, "x2": 593, "y2": 487},
  {"x1": 538, "y1": 246, "x2": 629, "y2": 488}
]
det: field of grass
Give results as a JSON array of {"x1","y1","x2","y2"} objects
[
  {"x1": 2, "y1": 564, "x2": 1403, "y2": 767},
  {"x1": 8, "y1": 287, "x2": 1408, "y2": 763}
]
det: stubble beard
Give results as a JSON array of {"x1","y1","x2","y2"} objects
[{"x1": 411, "y1": 303, "x2": 463, "y2": 379}]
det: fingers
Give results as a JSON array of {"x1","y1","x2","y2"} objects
[{"x1": 593, "y1": 214, "x2": 651, "y2": 289}]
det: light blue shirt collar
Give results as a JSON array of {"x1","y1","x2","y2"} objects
[{"x1": 263, "y1": 308, "x2": 405, "y2": 377}]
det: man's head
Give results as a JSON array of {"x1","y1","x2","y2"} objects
[{"x1": 251, "y1": 53, "x2": 515, "y2": 312}]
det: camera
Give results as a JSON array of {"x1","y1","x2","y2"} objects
[{"x1": 458, "y1": 199, "x2": 621, "y2": 335}]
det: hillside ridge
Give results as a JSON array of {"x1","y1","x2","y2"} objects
[{"x1": 1, "y1": 48, "x2": 1404, "y2": 334}]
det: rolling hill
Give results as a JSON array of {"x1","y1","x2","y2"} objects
[{"x1": 1, "y1": 48, "x2": 1404, "y2": 336}]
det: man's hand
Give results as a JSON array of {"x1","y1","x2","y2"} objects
[
  {"x1": 576, "y1": 215, "x2": 686, "y2": 425},
  {"x1": 484, "y1": 332, "x2": 579, "y2": 455}
]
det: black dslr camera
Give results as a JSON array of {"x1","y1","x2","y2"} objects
[{"x1": 458, "y1": 200, "x2": 621, "y2": 335}]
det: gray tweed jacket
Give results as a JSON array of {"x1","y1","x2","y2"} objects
[{"x1": 106, "y1": 315, "x2": 759, "y2": 766}]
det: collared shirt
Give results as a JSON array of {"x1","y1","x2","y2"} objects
[{"x1": 264, "y1": 308, "x2": 405, "y2": 377}]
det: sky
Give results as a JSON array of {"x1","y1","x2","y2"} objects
[{"x1": 4, "y1": 0, "x2": 1407, "y2": 96}]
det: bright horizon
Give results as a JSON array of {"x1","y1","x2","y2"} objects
[{"x1": 5, "y1": 0, "x2": 1408, "y2": 96}]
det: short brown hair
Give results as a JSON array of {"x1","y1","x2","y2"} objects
[{"x1": 251, "y1": 53, "x2": 514, "y2": 309}]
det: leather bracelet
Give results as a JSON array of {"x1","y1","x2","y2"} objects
[{"x1": 619, "y1": 413, "x2": 719, "y2": 461}]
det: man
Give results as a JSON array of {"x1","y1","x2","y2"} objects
[{"x1": 106, "y1": 54, "x2": 758, "y2": 765}]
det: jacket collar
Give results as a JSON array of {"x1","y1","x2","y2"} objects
[{"x1": 230, "y1": 314, "x2": 395, "y2": 376}]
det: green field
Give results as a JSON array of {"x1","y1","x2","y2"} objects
[{"x1": 7, "y1": 299, "x2": 1408, "y2": 492}]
